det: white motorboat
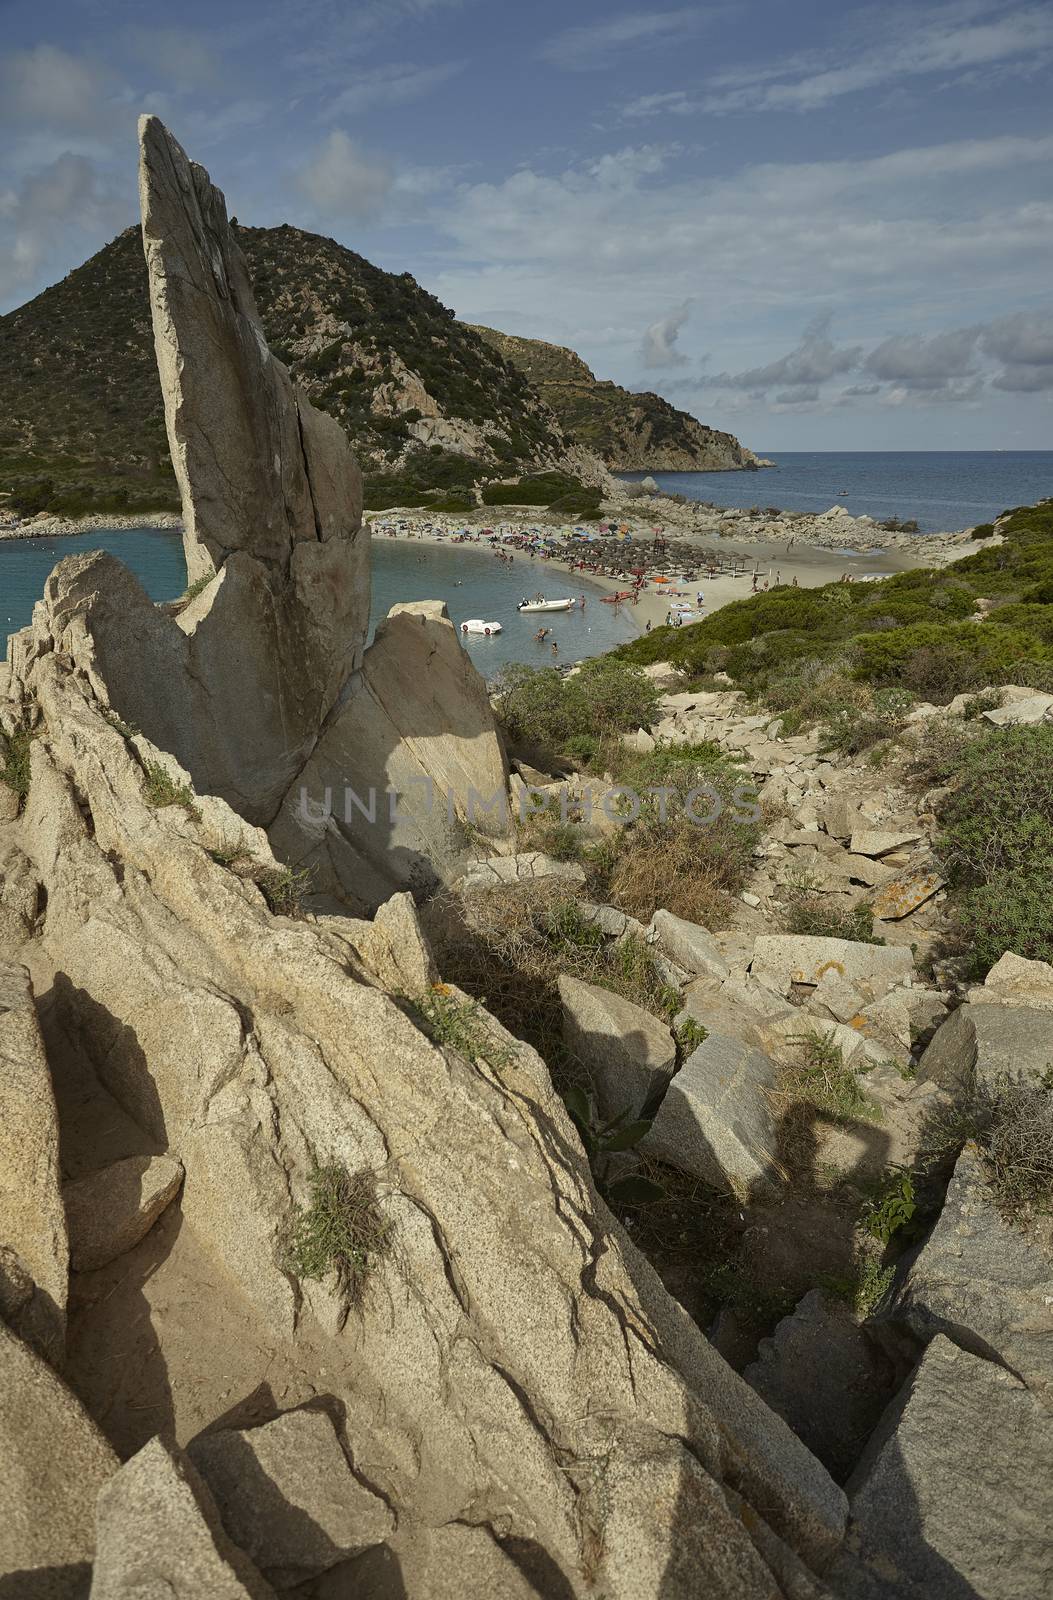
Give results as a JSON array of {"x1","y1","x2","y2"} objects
[
  {"x1": 460, "y1": 619, "x2": 503, "y2": 635},
  {"x1": 516, "y1": 597, "x2": 576, "y2": 613}
]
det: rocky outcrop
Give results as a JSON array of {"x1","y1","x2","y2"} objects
[
  {"x1": 0, "y1": 962, "x2": 68, "y2": 1361},
  {"x1": 3, "y1": 638, "x2": 846, "y2": 1595},
  {"x1": 835, "y1": 1336, "x2": 1053, "y2": 1599},
  {"x1": 471, "y1": 326, "x2": 762, "y2": 472},
  {"x1": 89, "y1": 1435, "x2": 276, "y2": 1599},
  {"x1": 0, "y1": 1318, "x2": 118, "y2": 1598}
]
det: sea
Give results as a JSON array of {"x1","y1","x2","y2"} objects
[
  {"x1": 3, "y1": 452, "x2": 1051, "y2": 662},
  {"x1": 0, "y1": 529, "x2": 639, "y2": 669},
  {"x1": 619, "y1": 450, "x2": 1053, "y2": 534}
]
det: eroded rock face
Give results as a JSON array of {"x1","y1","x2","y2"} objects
[
  {"x1": 0, "y1": 962, "x2": 68, "y2": 1361},
  {"x1": 23, "y1": 117, "x2": 370, "y2": 827},
  {"x1": 5, "y1": 648, "x2": 846, "y2": 1596}
]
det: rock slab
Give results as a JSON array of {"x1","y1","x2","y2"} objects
[
  {"x1": 0, "y1": 1318, "x2": 117, "y2": 1599},
  {"x1": 0, "y1": 961, "x2": 68, "y2": 1359},
  {"x1": 188, "y1": 1409, "x2": 393, "y2": 1588},
  {"x1": 63, "y1": 1153, "x2": 184, "y2": 1272},
  {"x1": 558, "y1": 975, "x2": 675, "y2": 1119},
  {"x1": 641, "y1": 1030, "x2": 778, "y2": 1192},
  {"x1": 836, "y1": 1335, "x2": 1053, "y2": 1600},
  {"x1": 89, "y1": 1434, "x2": 277, "y2": 1599}
]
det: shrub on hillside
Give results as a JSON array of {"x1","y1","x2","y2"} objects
[
  {"x1": 495, "y1": 658, "x2": 661, "y2": 753},
  {"x1": 936, "y1": 724, "x2": 1053, "y2": 973}
]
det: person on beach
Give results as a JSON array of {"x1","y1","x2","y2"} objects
[{"x1": 645, "y1": 620, "x2": 652, "y2": 632}]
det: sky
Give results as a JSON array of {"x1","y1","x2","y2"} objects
[{"x1": 1, "y1": 0, "x2": 1052, "y2": 450}]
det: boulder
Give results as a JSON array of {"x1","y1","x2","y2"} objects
[
  {"x1": 970, "y1": 951, "x2": 1053, "y2": 1011},
  {"x1": 918, "y1": 1003, "x2": 1053, "y2": 1093},
  {"x1": 558, "y1": 976, "x2": 675, "y2": 1120},
  {"x1": 887, "y1": 1146, "x2": 1053, "y2": 1405},
  {"x1": 870, "y1": 871, "x2": 943, "y2": 922},
  {"x1": 982, "y1": 691, "x2": 1053, "y2": 727},
  {"x1": 751, "y1": 935, "x2": 914, "y2": 998},
  {"x1": 63, "y1": 1154, "x2": 184, "y2": 1272},
  {"x1": 649, "y1": 910, "x2": 730, "y2": 980},
  {"x1": 89, "y1": 1435, "x2": 276, "y2": 1598},
  {"x1": 848, "y1": 830, "x2": 923, "y2": 859},
  {"x1": 0, "y1": 1319, "x2": 118, "y2": 1598},
  {"x1": 188, "y1": 1409, "x2": 393, "y2": 1588},
  {"x1": 640, "y1": 1032, "x2": 779, "y2": 1193},
  {"x1": 270, "y1": 603, "x2": 511, "y2": 910},
  {"x1": 0, "y1": 962, "x2": 68, "y2": 1359},
  {"x1": 835, "y1": 1336, "x2": 1053, "y2": 1599},
  {"x1": 745, "y1": 1291, "x2": 895, "y2": 1482}
]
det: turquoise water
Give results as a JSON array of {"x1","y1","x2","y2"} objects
[
  {"x1": 620, "y1": 450, "x2": 1053, "y2": 534},
  {"x1": 0, "y1": 527, "x2": 639, "y2": 667}
]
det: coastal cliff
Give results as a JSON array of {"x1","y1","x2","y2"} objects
[{"x1": 471, "y1": 326, "x2": 763, "y2": 472}]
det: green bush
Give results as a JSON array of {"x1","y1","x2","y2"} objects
[
  {"x1": 936, "y1": 724, "x2": 1053, "y2": 972},
  {"x1": 495, "y1": 658, "x2": 661, "y2": 753}
]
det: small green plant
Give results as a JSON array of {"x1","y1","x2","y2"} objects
[
  {"x1": 283, "y1": 1162, "x2": 391, "y2": 1302},
  {"x1": 611, "y1": 934, "x2": 681, "y2": 1019},
  {"x1": 782, "y1": 886, "x2": 883, "y2": 945},
  {"x1": 782, "y1": 1031, "x2": 883, "y2": 1124},
  {"x1": 102, "y1": 708, "x2": 140, "y2": 740},
  {"x1": 0, "y1": 726, "x2": 34, "y2": 803},
  {"x1": 415, "y1": 984, "x2": 515, "y2": 1068},
  {"x1": 258, "y1": 863, "x2": 314, "y2": 917},
  {"x1": 142, "y1": 760, "x2": 200, "y2": 819},
  {"x1": 862, "y1": 1167, "x2": 918, "y2": 1244},
  {"x1": 563, "y1": 1086, "x2": 664, "y2": 1207},
  {"x1": 180, "y1": 571, "x2": 215, "y2": 603},
  {"x1": 822, "y1": 1259, "x2": 895, "y2": 1318},
  {"x1": 208, "y1": 841, "x2": 251, "y2": 869},
  {"x1": 674, "y1": 1017, "x2": 708, "y2": 1056}
]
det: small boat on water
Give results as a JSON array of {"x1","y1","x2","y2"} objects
[
  {"x1": 516, "y1": 597, "x2": 576, "y2": 613},
  {"x1": 460, "y1": 619, "x2": 503, "y2": 635}
]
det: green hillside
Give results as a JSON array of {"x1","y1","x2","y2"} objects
[
  {"x1": 471, "y1": 325, "x2": 760, "y2": 473},
  {"x1": 0, "y1": 224, "x2": 580, "y2": 519}
]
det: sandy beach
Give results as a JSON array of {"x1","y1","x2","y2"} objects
[{"x1": 364, "y1": 509, "x2": 941, "y2": 634}]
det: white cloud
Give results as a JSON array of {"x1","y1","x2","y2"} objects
[
  {"x1": 0, "y1": 44, "x2": 117, "y2": 134},
  {"x1": 639, "y1": 301, "x2": 692, "y2": 367},
  {"x1": 325, "y1": 60, "x2": 465, "y2": 118},
  {"x1": 618, "y1": 90, "x2": 699, "y2": 121},
  {"x1": 865, "y1": 326, "x2": 981, "y2": 389},
  {"x1": 540, "y1": 9, "x2": 704, "y2": 71},
  {"x1": 0, "y1": 152, "x2": 127, "y2": 304},
  {"x1": 296, "y1": 130, "x2": 393, "y2": 221},
  {"x1": 712, "y1": 313, "x2": 862, "y2": 391},
  {"x1": 701, "y1": 2, "x2": 1053, "y2": 114}
]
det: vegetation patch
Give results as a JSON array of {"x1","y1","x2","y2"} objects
[
  {"x1": 283, "y1": 1163, "x2": 391, "y2": 1302},
  {"x1": 0, "y1": 725, "x2": 34, "y2": 805},
  {"x1": 141, "y1": 760, "x2": 200, "y2": 820},
  {"x1": 935, "y1": 723, "x2": 1053, "y2": 972},
  {"x1": 257, "y1": 864, "x2": 314, "y2": 918},
  {"x1": 779, "y1": 1031, "x2": 883, "y2": 1126}
]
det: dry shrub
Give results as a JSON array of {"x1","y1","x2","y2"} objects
[
  {"x1": 424, "y1": 880, "x2": 679, "y2": 1092},
  {"x1": 606, "y1": 818, "x2": 737, "y2": 928}
]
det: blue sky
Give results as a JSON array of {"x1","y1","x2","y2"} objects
[{"x1": 2, "y1": 0, "x2": 1051, "y2": 450}]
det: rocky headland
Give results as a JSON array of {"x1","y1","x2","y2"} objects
[{"x1": 2, "y1": 115, "x2": 1051, "y2": 1600}]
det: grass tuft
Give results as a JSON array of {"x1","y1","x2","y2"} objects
[
  {"x1": 283, "y1": 1163, "x2": 391, "y2": 1302},
  {"x1": 780, "y1": 1030, "x2": 883, "y2": 1125},
  {"x1": 142, "y1": 760, "x2": 200, "y2": 820}
]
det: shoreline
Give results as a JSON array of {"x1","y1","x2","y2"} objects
[{"x1": 0, "y1": 499, "x2": 995, "y2": 639}]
